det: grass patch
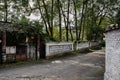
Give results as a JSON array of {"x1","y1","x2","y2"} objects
[
  {"x1": 90, "y1": 46, "x2": 102, "y2": 50},
  {"x1": 0, "y1": 59, "x2": 48, "y2": 70},
  {"x1": 77, "y1": 48, "x2": 93, "y2": 54},
  {"x1": 93, "y1": 68, "x2": 105, "y2": 77},
  {"x1": 46, "y1": 51, "x2": 78, "y2": 60}
]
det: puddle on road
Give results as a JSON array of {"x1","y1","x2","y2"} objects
[
  {"x1": 51, "y1": 60, "x2": 79, "y2": 65},
  {"x1": 16, "y1": 75, "x2": 60, "y2": 80},
  {"x1": 16, "y1": 75, "x2": 42, "y2": 80},
  {"x1": 92, "y1": 51, "x2": 105, "y2": 54},
  {"x1": 42, "y1": 76, "x2": 60, "y2": 80},
  {"x1": 51, "y1": 60, "x2": 63, "y2": 64},
  {"x1": 0, "y1": 76, "x2": 9, "y2": 80},
  {"x1": 79, "y1": 63, "x2": 102, "y2": 68},
  {"x1": 64, "y1": 60, "x2": 79, "y2": 64}
]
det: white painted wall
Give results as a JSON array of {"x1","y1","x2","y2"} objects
[
  {"x1": 77, "y1": 42, "x2": 89, "y2": 50},
  {"x1": 46, "y1": 42, "x2": 74, "y2": 57},
  {"x1": 76, "y1": 42, "x2": 98, "y2": 50},
  {"x1": 104, "y1": 29, "x2": 120, "y2": 80},
  {"x1": 6, "y1": 46, "x2": 16, "y2": 54},
  {"x1": 6, "y1": 45, "x2": 36, "y2": 59},
  {"x1": 27, "y1": 45, "x2": 36, "y2": 59}
]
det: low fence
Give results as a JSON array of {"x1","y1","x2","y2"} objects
[
  {"x1": 4, "y1": 41, "x2": 100, "y2": 62},
  {"x1": 76, "y1": 42, "x2": 89, "y2": 50},
  {"x1": 45, "y1": 42, "x2": 74, "y2": 57},
  {"x1": 45, "y1": 42, "x2": 100, "y2": 58},
  {"x1": 76, "y1": 42, "x2": 99, "y2": 50}
]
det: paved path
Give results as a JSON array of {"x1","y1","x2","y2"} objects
[{"x1": 0, "y1": 49, "x2": 105, "y2": 80}]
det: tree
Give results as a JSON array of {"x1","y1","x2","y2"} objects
[
  {"x1": 57, "y1": 0, "x2": 62, "y2": 41},
  {"x1": 1, "y1": 0, "x2": 119, "y2": 42},
  {"x1": 115, "y1": 9, "x2": 120, "y2": 25},
  {"x1": 72, "y1": 0, "x2": 78, "y2": 41},
  {"x1": 66, "y1": 0, "x2": 70, "y2": 41}
]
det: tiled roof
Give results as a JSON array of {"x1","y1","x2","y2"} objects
[
  {"x1": 0, "y1": 21, "x2": 19, "y2": 32},
  {"x1": 104, "y1": 24, "x2": 120, "y2": 33}
]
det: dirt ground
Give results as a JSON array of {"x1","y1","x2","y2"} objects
[{"x1": 0, "y1": 49, "x2": 105, "y2": 80}]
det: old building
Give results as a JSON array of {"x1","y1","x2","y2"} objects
[
  {"x1": 0, "y1": 21, "x2": 27, "y2": 63},
  {"x1": 104, "y1": 24, "x2": 120, "y2": 80},
  {"x1": 0, "y1": 21, "x2": 43, "y2": 63}
]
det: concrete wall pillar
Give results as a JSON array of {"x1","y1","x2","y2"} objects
[
  {"x1": 2, "y1": 31, "x2": 6, "y2": 63},
  {"x1": 104, "y1": 29, "x2": 120, "y2": 80}
]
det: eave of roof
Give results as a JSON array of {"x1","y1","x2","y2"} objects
[
  {"x1": 104, "y1": 24, "x2": 120, "y2": 33},
  {"x1": 0, "y1": 21, "x2": 22, "y2": 32}
]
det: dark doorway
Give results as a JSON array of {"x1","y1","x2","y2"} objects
[{"x1": 40, "y1": 42, "x2": 46, "y2": 59}]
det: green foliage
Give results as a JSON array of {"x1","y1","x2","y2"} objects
[
  {"x1": 22, "y1": 0, "x2": 28, "y2": 7},
  {"x1": 25, "y1": 21, "x2": 43, "y2": 35},
  {"x1": 13, "y1": 16, "x2": 43, "y2": 36},
  {"x1": 53, "y1": 26, "x2": 59, "y2": 41},
  {"x1": 86, "y1": 25, "x2": 103, "y2": 41},
  {"x1": 6, "y1": 32, "x2": 26, "y2": 46},
  {"x1": 115, "y1": 9, "x2": 120, "y2": 24},
  {"x1": 0, "y1": 0, "x2": 119, "y2": 42},
  {"x1": 40, "y1": 33, "x2": 57, "y2": 43}
]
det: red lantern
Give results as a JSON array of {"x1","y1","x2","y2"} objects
[{"x1": 31, "y1": 36, "x2": 34, "y2": 39}]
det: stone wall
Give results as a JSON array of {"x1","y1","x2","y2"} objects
[
  {"x1": 104, "y1": 29, "x2": 120, "y2": 80},
  {"x1": 46, "y1": 42, "x2": 73, "y2": 57}
]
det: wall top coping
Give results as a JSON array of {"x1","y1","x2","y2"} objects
[
  {"x1": 46, "y1": 42, "x2": 73, "y2": 45},
  {"x1": 104, "y1": 24, "x2": 120, "y2": 33}
]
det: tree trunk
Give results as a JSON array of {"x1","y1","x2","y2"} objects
[
  {"x1": 37, "y1": 0, "x2": 49, "y2": 35},
  {"x1": 42, "y1": 0, "x2": 52, "y2": 37},
  {"x1": 66, "y1": 0, "x2": 70, "y2": 42},
  {"x1": 51, "y1": 0, "x2": 54, "y2": 37},
  {"x1": 59, "y1": 1, "x2": 67, "y2": 29},
  {"x1": 4, "y1": 0, "x2": 8, "y2": 22},
  {"x1": 57, "y1": 0, "x2": 62, "y2": 41},
  {"x1": 35, "y1": 35, "x2": 40, "y2": 60},
  {"x1": 78, "y1": 0, "x2": 85, "y2": 40},
  {"x1": 2, "y1": 31, "x2": 6, "y2": 63},
  {"x1": 69, "y1": 26, "x2": 73, "y2": 41},
  {"x1": 81, "y1": 2, "x2": 87, "y2": 40},
  {"x1": 72, "y1": 0, "x2": 78, "y2": 41},
  {"x1": 37, "y1": 35, "x2": 40, "y2": 59}
]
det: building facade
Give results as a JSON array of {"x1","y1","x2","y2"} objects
[{"x1": 104, "y1": 24, "x2": 120, "y2": 80}]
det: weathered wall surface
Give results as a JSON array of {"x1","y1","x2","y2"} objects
[
  {"x1": 27, "y1": 45, "x2": 36, "y2": 59},
  {"x1": 4, "y1": 42, "x2": 100, "y2": 61},
  {"x1": 105, "y1": 29, "x2": 120, "y2": 80},
  {"x1": 46, "y1": 42, "x2": 73, "y2": 57},
  {"x1": 76, "y1": 42, "x2": 99, "y2": 50},
  {"x1": 46, "y1": 42, "x2": 99, "y2": 58},
  {"x1": 77, "y1": 42, "x2": 89, "y2": 50}
]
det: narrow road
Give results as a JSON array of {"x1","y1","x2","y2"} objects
[{"x1": 0, "y1": 49, "x2": 105, "y2": 80}]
